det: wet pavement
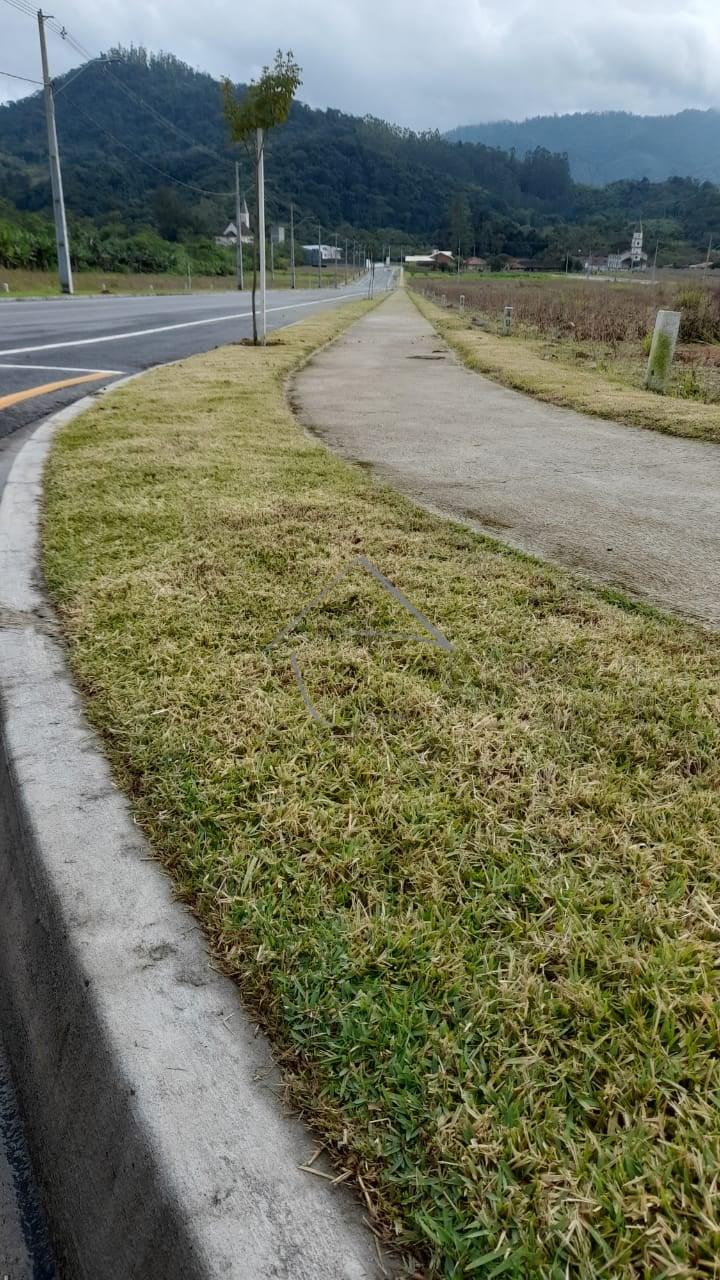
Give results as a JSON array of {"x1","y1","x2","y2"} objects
[{"x1": 0, "y1": 1046, "x2": 57, "y2": 1279}]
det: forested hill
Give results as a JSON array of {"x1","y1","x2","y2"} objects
[
  {"x1": 2, "y1": 50, "x2": 719, "y2": 268},
  {"x1": 446, "y1": 110, "x2": 720, "y2": 186},
  {"x1": 0, "y1": 47, "x2": 573, "y2": 240}
]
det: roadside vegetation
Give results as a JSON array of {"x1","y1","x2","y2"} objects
[
  {"x1": 43, "y1": 299, "x2": 720, "y2": 1277},
  {"x1": 411, "y1": 277, "x2": 720, "y2": 441},
  {"x1": 0, "y1": 265, "x2": 360, "y2": 298},
  {"x1": 0, "y1": 199, "x2": 360, "y2": 296}
]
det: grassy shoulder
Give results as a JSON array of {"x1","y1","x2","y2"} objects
[
  {"x1": 411, "y1": 289, "x2": 720, "y2": 442},
  {"x1": 43, "y1": 300, "x2": 720, "y2": 1278},
  {"x1": 0, "y1": 266, "x2": 358, "y2": 298}
]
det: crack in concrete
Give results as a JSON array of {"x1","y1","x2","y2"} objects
[{"x1": 0, "y1": 605, "x2": 59, "y2": 637}]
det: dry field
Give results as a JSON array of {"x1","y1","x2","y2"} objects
[{"x1": 415, "y1": 276, "x2": 720, "y2": 406}]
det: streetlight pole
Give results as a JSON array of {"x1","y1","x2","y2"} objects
[
  {"x1": 38, "y1": 10, "x2": 73, "y2": 294},
  {"x1": 290, "y1": 201, "x2": 296, "y2": 288},
  {"x1": 235, "y1": 162, "x2": 244, "y2": 291},
  {"x1": 256, "y1": 128, "x2": 266, "y2": 342}
]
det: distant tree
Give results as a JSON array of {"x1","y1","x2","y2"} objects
[
  {"x1": 153, "y1": 186, "x2": 190, "y2": 241},
  {"x1": 448, "y1": 193, "x2": 472, "y2": 256},
  {"x1": 222, "y1": 50, "x2": 301, "y2": 343}
]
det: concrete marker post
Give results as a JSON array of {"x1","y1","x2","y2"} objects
[
  {"x1": 501, "y1": 305, "x2": 513, "y2": 336},
  {"x1": 646, "y1": 309, "x2": 681, "y2": 393}
]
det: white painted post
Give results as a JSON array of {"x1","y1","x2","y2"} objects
[
  {"x1": 646, "y1": 309, "x2": 681, "y2": 392},
  {"x1": 441, "y1": 293, "x2": 447, "y2": 307},
  {"x1": 501, "y1": 305, "x2": 513, "y2": 336},
  {"x1": 459, "y1": 294, "x2": 465, "y2": 311}
]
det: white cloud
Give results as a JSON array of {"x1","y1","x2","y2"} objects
[{"x1": 2, "y1": 0, "x2": 719, "y2": 126}]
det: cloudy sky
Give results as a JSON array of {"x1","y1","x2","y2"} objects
[{"x1": 2, "y1": 0, "x2": 719, "y2": 127}]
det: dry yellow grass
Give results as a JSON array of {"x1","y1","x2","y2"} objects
[
  {"x1": 411, "y1": 290, "x2": 720, "y2": 442},
  {"x1": 43, "y1": 297, "x2": 720, "y2": 1277}
]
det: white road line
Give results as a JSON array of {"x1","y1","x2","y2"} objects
[
  {"x1": 0, "y1": 292, "x2": 364, "y2": 358},
  {"x1": 0, "y1": 363, "x2": 125, "y2": 374}
]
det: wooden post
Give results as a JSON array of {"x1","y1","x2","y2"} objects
[
  {"x1": 501, "y1": 305, "x2": 513, "y2": 336},
  {"x1": 646, "y1": 309, "x2": 681, "y2": 393}
]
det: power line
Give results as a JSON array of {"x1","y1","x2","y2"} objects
[
  {"x1": 101, "y1": 65, "x2": 232, "y2": 166},
  {"x1": 0, "y1": 69, "x2": 43, "y2": 84},
  {"x1": 0, "y1": 0, "x2": 92, "y2": 61},
  {"x1": 0, "y1": 0, "x2": 38, "y2": 16},
  {"x1": 68, "y1": 99, "x2": 233, "y2": 196}
]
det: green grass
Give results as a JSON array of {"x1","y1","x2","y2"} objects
[{"x1": 43, "y1": 298, "x2": 720, "y2": 1277}]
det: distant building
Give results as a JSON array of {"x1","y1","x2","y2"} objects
[
  {"x1": 465, "y1": 256, "x2": 487, "y2": 271},
  {"x1": 404, "y1": 249, "x2": 454, "y2": 271},
  {"x1": 302, "y1": 243, "x2": 343, "y2": 267},
  {"x1": 599, "y1": 228, "x2": 648, "y2": 272},
  {"x1": 271, "y1": 224, "x2": 286, "y2": 246},
  {"x1": 614, "y1": 249, "x2": 648, "y2": 271},
  {"x1": 586, "y1": 248, "x2": 648, "y2": 273},
  {"x1": 215, "y1": 198, "x2": 252, "y2": 246},
  {"x1": 584, "y1": 254, "x2": 610, "y2": 272}
]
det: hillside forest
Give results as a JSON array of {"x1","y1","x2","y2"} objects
[{"x1": 1, "y1": 49, "x2": 719, "y2": 276}]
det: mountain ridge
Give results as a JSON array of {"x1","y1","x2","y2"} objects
[
  {"x1": 1, "y1": 51, "x2": 718, "y2": 270},
  {"x1": 445, "y1": 109, "x2": 720, "y2": 186}
]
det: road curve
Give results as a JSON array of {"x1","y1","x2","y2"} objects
[{"x1": 293, "y1": 289, "x2": 720, "y2": 628}]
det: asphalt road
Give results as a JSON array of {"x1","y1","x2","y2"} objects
[{"x1": 0, "y1": 274, "x2": 388, "y2": 438}]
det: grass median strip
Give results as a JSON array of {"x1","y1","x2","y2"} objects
[
  {"x1": 410, "y1": 289, "x2": 720, "y2": 443},
  {"x1": 43, "y1": 299, "x2": 720, "y2": 1278}
]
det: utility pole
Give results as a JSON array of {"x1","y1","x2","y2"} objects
[
  {"x1": 652, "y1": 238, "x2": 659, "y2": 283},
  {"x1": 290, "y1": 201, "x2": 296, "y2": 288},
  {"x1": 38, "y1": 10, "x2": 73, "y2": 294},
  {"x1": 270, "y1": 229, "x2": 275, "y2": 285},
  {"x1": 703, "y1": 235, "x2": 713, "y2": 280},
  {"x1": 344, "y1": 237, "x2": 348, "y2": 285},
  {"x1": 235, "y1": 161, "x2": 244, "y2": 290},
  {"x1": 256, "y1": 129, "x2": 266, "y2": 342},
  {"x1": 334, "y1": 231, "x2": 338, "y2": 288},
  {"x1": 317, "y1": 222, "x2": 322, "y2": 288}
]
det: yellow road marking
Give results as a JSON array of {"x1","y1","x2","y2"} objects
[{"x1": 0, "y1": 370, "x2": 109, "y2": 411}]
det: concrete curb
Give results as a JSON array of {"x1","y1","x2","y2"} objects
[{"x1": 0, "y1": 394, "x2": 391, "y2": 1278}]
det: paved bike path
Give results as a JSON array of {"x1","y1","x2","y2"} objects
[{"x1": 293, "y1": 290, "x2": 720, "y2": 628}]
